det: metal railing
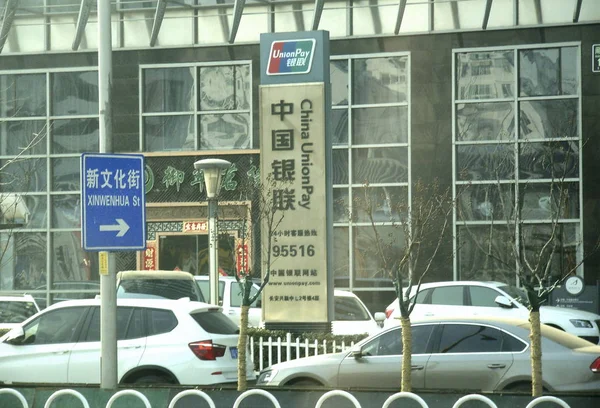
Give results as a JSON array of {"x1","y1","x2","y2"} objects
[{"x1": 0, "y1": 387, "x2": 572, "y2": 408}]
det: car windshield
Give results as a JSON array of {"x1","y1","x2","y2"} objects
[
  {"x1": 0, "y1": 301, "x2": 38, "y2": 324},
  {"x1": 117, "y1": 279, "x2": 201, "y2": 301},
  {"x1": 334, "y1": 296, "x2": 371, "y2": 321},
  {"x1": 499, "y1": 285, "x2": 530, "y2": 307}
]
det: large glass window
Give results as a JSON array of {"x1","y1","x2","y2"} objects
[
  {"x1": 331, "y1": 54, "x2": 410, "y2": 290},
  {"x1": 0, "y1": 69, "x2": 100, "y2": 299},
  {"x1": 454, "y1": 45, "x2": 582, "y2": 284},
  {"x1": 141, "y1": 63, "x2": 252, "y2": 152}
]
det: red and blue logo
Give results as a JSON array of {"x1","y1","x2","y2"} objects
[{"x1": 266, "y1": 39, "x2": 316, "y2": 75}]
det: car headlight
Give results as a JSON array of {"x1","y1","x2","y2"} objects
[
  {"x1": 257, "y1": 369, "x2": 278, "y2": 385},
  {"x1": 570, "y1": 319, "x2": 593, "y2": 328}
]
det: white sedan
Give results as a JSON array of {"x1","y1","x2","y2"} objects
[{"x1": 383, "y1": 281, "x2": 600, "y2": 344}]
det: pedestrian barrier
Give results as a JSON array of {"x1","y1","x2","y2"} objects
[
  {"x1": 43, "y1": 389, "x2": 90, "y2": 408},
  {"x1": 0, "y1": 387, "x2": 575, "y2": 408},
  {"x1": 0, "y1": 388, "x2": 28, "y2": 408},
  {"x1": 232, "y1": 389, "x2": 281, "y2": 408},
  {"x1": 452, "y1": 394, "x2": 498, "y2": 408},
  {"x1": 382, "y1": 392, "x2": 429, "y2": 408},
  {"x1": 106, "y1": 389, "x2": 152, "y2": 408},
  {"x1": 315, "y1": 390, "x2": 361, "y2": 408}
]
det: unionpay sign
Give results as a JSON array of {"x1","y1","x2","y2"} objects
[{"x1": 266, "y1": 39, "x2": 316, "y2": 75}]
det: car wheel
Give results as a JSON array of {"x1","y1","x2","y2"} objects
[{"x1": 133, "y1": 374, "x2": 172, "y2": 385}]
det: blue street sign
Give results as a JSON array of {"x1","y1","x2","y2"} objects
[{"x1": 81, "y1": 153, "x2": 146, "y2": 251}]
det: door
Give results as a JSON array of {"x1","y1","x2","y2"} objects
[
  {"x1": 68, "y1": 306, "x2": 146, "y2": 383},
  {"x1": 411, "y1": 285, "x2": 467, "y2": 319},
  {"x1": 424, "y1": 323, "x2": 514, "y2": 391},
  {"x1": 467, "y1": 285, "x2": 524, "y2": 318},
  {"x1": 0, "y1": 306, "x2": 86, "y2": 384},
  {"x1": 337, "y1": 325, "x2": 434, "y2": 389}
]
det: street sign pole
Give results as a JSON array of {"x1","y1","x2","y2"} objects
[{"x1": 98, "y1": 0, "x2": 117, "y2": 389}]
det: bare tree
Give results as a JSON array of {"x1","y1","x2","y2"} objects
[
  {"x1": 459, "y1": 139, "x2": 598, "y2": 396},
  {"x1": 356, "y1": 178, "x2": 455, "y2": 392},
  {"x1": 223, "y1": 174, "x2": 286, "y2": 391}
]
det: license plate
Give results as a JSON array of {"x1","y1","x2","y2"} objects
[{"x1": 230, "y1": 347, "x2": 238, "y2": 359}]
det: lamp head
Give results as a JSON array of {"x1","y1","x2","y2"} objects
[{"x1": 193, "y1": 158, "x2": 232, "y2": 198}]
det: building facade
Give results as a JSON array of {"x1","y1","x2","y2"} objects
[{"x1": 0, "y1": 0, "x2": 599, "y2": 314}]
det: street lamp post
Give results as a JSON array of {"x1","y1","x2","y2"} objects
[{"x1": 193, "y1": 158, "x2": 232, "y2": 305}]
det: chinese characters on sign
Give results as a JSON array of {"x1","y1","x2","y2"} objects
[
  {"x1": 183, "y1": 221, "x2": 208, "y2": 233},
  {"x1": 143, "y1": 241, "x2": 157, "y2": 270},
  {"x1": 260, "y1": 83, "x2": 328, "y2": 320}
]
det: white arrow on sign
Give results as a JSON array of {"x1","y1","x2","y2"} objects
[{"x1": 99, "y1": 218, "x2": 130, "y2": 237}]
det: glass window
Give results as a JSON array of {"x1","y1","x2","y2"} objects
[
  {"x1": 362, "y1": 325, "x2": 434, "y2": 356},
  {"x1": 334, "y1": 296, "x2": 371, "y2": 321},
  {"x1": 144, "y1": 115, "x2": 194, "y2": 152},
  {"x1": 199, "y1": 65, "x2": 250, "y2": 111},
  {"x1": 51, "y1": 118, "x2": 99, "y2": 154},
  {"x1": 469, "y1": 286, "x2": 502, "y2": 307},
  {"x1": 191, "y1": 310, "x2": 239, "y2": 335},
  {"x1": 456, "y1": 50, "x2": 514, "y2": 100},
  {"x1": 352, "y1": 106, "x2": 408, "y2": 145},
  {"x1": 430, "y1": 286, "x2": 464, "y2": 305},
  {"x1": 352, "y1": 147, "x2": 408, "y2": 184},
  {"x1": 198, "y1": 113, "x2": 250, "y2": 150},
  {"x1": 519, "y1": 100, "x2": 578, "y2": 140},
  {"x1": 0, "y1": 232, "x2": 47, "y2": 291},
  {"x1": 147, "y1": 309, "x2": 178, "y2": 336},
  {"x1": 143, "y1": 67, "x2": 194, "y2": 113},
  {"x1": 519, "y1": 48, "x2": 578, "y2": 97},
  {"x1": 22, "y1": 307, "x2": 85, "y2": 345},
  {"x1": 0, "y1": 300, "x2": 38, "y2": 325},
  {"x1": 0, "y1": 120, "x2": 47, "y2": 156},
  {"x1": 230, "y1": 282, "x2": 261, "y2": 308},
  {"x1": 0, "y1": 158, "x2": 47, "y2": 192},
  {"x1": 52, "y1": 157, "x2": 80, "y2": 191},
  {"x1": 353, "y1": 57, "x2": 408, "y2": 104},
  {"x1": 456, "y1": 102, "x2": 514, "y2": 142},
  {"x1": 84, "y1": 306, "x2": 145, "y2": 342},
  {"x1": 438, "y1": 324, "x2": 503, "y2": 353},
  {"x1": 353, "y1": 226, "x2": 405, "y2": 281},
  {"x1": 456, "y1": 144, "x2": 515, "y2": 181},
  {"x1": 331, "y1": 60, "x2": 349, "y2": 106},
  {"x1": 502, "y1": 331, "x2": 527, "y2": 352},
  {"x1": 457, "y1": 183, "x2": 515, "y2": 221},
  {"x1": 519, "y1": 141, "x2": 579, "y2": 180},
  {"x1": 51, "y1": 71, "x2": 98, "y2": 116},
  {"x1": 0, "y1": 74, "x2": 46, "y2": 118}
]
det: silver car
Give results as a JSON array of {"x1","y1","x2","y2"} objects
[{"x1": 257, "y1": 316, "x2": 600, "y2": 392}]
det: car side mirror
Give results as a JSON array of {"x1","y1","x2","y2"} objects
[
  {"x1": 5, "y1": 327, "x2": 25, "y2": 345},
  {"x1": 495, "y1": 295, "x2": 513, "y2": 309},
  {"x1": 351, "y1": 344, "x2": 364, "y2": 359},
  {"x1": 374, "y1": 312, "x2": 386, "y2": 326}
]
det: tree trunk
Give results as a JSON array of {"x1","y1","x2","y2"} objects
[
  {"x1": 237, "y1": 305, "x2": 250, "y2": 391},
  {"x1": 529, "y1": 310, "x2": 543, "y2": 397},
  {"x1": 401, "y1": 316, "x2": 412, "y2": 392}
]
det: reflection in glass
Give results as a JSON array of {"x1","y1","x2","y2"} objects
[
  {"x1": 331, "y1": 60, "x2": 349, "y2": 106},
  {"x1": 457, "y1": 225, "x2": 515, "y2": 282},
  {"x1": 352, "y1": 147, "x2": 408, "y2": 184},
  {"x1": 143, "y1": 67, "x2": 194, "y2": 113},
  {"x1": 333, "y1": 227, "x2": 349, "y2": 280},
  {"x1": 0, "y1": 120, "x2": 47, "y2": 156},
  {"x1": 52, "y1": 231, "x2": 95, "y2": 282},
  {"x1": 521, "y1": 223, "x2": 579, "y2": 284},
  {"x1": 456, "y1": 144, "x2": 514, "y2": 181},
  {"x1": 199, "y1": 113, "x2": 250, "y2": 150},
  {"x1": 519, "y1": 182, "x2": 579, "y2": 220},
  {"x1": 51, "y1": 194, "x2": 81, "y2": 229},
  {"x1": 519, "y1": 141, "x2": 579, "y2": 180},
  {"x1": 20, "y1": 195, "x2": 47, "y2": 229},
  {"x1": 353, "y1": 106, "x2": 408, "y2": 145},
  {"x1": 51, "y1": 118, "x2": 99, "y2": 154},
  {"x1": 353, "y1": 56, "x2": 408, "y2": 104},
  {"x1": 353, "y1": 226, "x2": 404, "y2": 279},
  {"x1": 332, "y1": 149, "x2": 349, "y2": 184},
  {"x1": 144, "y1": 115, "x2": 194, "y2": 151},
  {"x1": 519, "y1": 100, "x2": 578, "y2": 140},
  {"x1": 199, "y1": 65, "x2": 250, "y2": 111},
  {"x1": 0, "y1": 73, "x2": 46, "y2": 118},
  {"x1": 458, "y1": 183, "x2": 515, "y2": 221},
  {"x1": 331, "y1": 109, "x2": 348, "y2": 145},
  {"x1": 51, "y1": 71, "x2": 98, "y2": 116},
  {"x1": 333, "y1": 188, "x2": 350, "y2": 222},
  {"x1": 519, "y1": 47, "x2": 578, "y2": 97},
  {"x1": 52, "y1": 157, "x2": 80, "y2": 191},
  {"x1": 0, "y1": 158, "x2": 47, "y2": 192},
  {"x1": 352, "y1": 186, "x2": 408, "y2": 223},
  {"x1": 456, "y1": 50, "x2": 514, "y2": 100},
  {"x1": 456, "y1": 103, "x2": 514, "y2": 141},
  {"x1": 0, "y1": 232, "x2": 47, "y2": 291}
]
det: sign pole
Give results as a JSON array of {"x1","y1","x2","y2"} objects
[{"x1": 98, "y1": 0, "x2": 117, "y2": 389}]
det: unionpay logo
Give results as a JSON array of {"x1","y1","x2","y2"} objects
[{"x1": 266, "y1": 39, "x2": 316, "y2": 75}]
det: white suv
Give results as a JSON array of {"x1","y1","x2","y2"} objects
[
  {"x1": 383, "y1": 281, "x2": 600, "y2": 344},
  {"x1": 0, "y1": 298, "x2": 255, "y2": 385},
  {"x1": 0, "y1": 294, "x2": 40, "y2": 331}
]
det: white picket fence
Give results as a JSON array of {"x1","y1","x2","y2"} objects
[
  {"x1": 0, "y1": 388, "x2": 573, "y2": 408},
  {"x1": 249, "y1": 333, "x2": 357, "y2": 371}
]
